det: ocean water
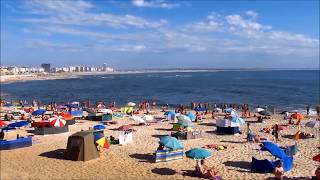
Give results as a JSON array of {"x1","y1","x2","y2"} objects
[{"x1": 1, "y1": 70, "x2": 319, "y2": 111}]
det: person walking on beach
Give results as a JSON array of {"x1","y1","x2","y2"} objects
[
  {"x1": 316, "y1": 105, "x2": 320, "y2": 116},
  {"x1": 307, "y1": 106, "x2": 310, "y2": 116}
]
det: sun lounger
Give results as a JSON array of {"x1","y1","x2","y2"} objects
[{"x1": 155, "y1": 149, "x2": 183, "y2": 163}]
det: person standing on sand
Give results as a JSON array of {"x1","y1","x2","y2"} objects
[
  {"x1": 316, "y1": 105, "x2": 320, "y2": 116},
  {"x1": 272, "y1": 124, "x2": 280, "y2": 142},
  {"x1": 307, "y1": 106, "x2": 310, "y2": 116}
]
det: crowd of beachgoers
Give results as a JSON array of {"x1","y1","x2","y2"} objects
[{"x1": 0, "y1": 99, "x2": 319, "y2": 180}]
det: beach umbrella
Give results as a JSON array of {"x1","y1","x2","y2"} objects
[
  {"x1": 195, "y1": 106, "x2": 206, "y2": 112},
  {"x1": 213, "y1": 108, "x2": 222, "y2": 113},
  {"x1": 255, "y1": 108, "x2": 265, "y2": 112},
  {"x1": 305, "y1": 120, "x2": 320, "y2": 128},
  {"x1": 49, "y1": 115, "x2": 66, "y2": 127},
  {"x1": 159, "y1": 136, "x2": 183, "y2": 150},
  {"x1": 186, "y1": 112, "x2": 196, "y2": 121},
  {"x1": 142, "y1": 115, "x2": 154, "y2": 122},
  {"x1": 32, "y1": 109, "x2": 46, "y2": 116},
  {"x1": 127, "y1": 102, "x2": 136, "y2": 107},
  {"x1": 164, "y1": 111, "x2": 176, "y2": 116},
  {"x1": 230, "y1": 116, "x2": 245, "y2": 124},
  {"x1": 97, "y1": 108, "x2": 113, "y2": 114},
  {"x1": 313, "y1": 154, "x2": 320, "y2": 162},
  {"x1": 291, "y1": 113, "x2": 304, "y2": 120},
  {"x1": 186, "y1": 148, "x2": 212, "y2": 159},
  {"x1": 177, "y1": 115, "x2": 191, "y2": 122},
  {"x1": 129, "y1": 115, "x2": 145, "y2": 124},
  {"x1": 0, "y1": 121, "x2": 7, "y2": 127},
  {"x1": 94, "y1": 124, "x2": 106, "y2": 131},
  {"x1": 7, "y1": 121, "x2": 29, "y2": 128},
  {"x1": 96, "y1": 136, "x2": 110, "y2": 149},
  {"x1": 259, "y1": 110, "x2": 272, "y2": 116}
]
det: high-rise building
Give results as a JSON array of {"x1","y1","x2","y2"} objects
[
  {"x1": 41, "y1": 63, "x2": 51, "y2": 72},
  {"x1": 103, "y1": 63, "x2": 107, "y2": 71}
]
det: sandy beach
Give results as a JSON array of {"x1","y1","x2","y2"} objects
[{"x1": 1, "y1": 110, "x2": 319, "y2": 180}]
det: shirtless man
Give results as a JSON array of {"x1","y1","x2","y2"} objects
[{"x1": 274, "y1": 162, "x2": 284, "y2": 180}]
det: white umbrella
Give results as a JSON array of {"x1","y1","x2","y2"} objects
[
  {"x1": 255, "y1": 108, "x2": 265, "y2": 112},
  {"x1": 305, "y1": 120, "x2": 320, "y2": 128},
  {"x1": 127, "y1": 102, "x2": 136, "y2": 107},
  {"x1": 129, "y1": 115, "x2": 145, "y2": 124},
  {"x1": 177, "y1": 115, "x2": 192, "y2": 123},
  {"x1": 213, "y1": 108, "x2": 222, "y2": 113},
  {"x1": 142, "y1": 115, "x2": 154, "y2": 122},
  {"x1": 97, "y1": 108, "x2": 113, "y2": 114}
]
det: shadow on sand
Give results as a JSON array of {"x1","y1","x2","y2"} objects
[
  {"x1": 152, "y1": 134, "x2": 169, "y2": 138},
  {"x1": 198, "y1": 122, "x2": 216, "y2": 126},
  {"x1": 223, "y1": 160, "x2": 251, "y2": 171},
  {"x1": 39, "y1": 149, "x2": 65, "y2": 159},
  {"x1": 151, "y1": 168, "x2": 176, "y2": 175},
  {"x1": 129, "y1": 153, "x2": 154, "y2": 163},
  {"x1": 155, "y1": 128, "x2": 173, "y2": 131},
  {"x1": 220, "y1": 140, "x2": 244, "y2": 144}
]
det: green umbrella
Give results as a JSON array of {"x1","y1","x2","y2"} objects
[
  {"x1": 186, "y1": 148, "x2": 212, "y2": 159},
  {"x1": 159, "y1": 136, "x2": 183, "y2": 150}
]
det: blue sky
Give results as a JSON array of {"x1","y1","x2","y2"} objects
[{"x1": 1, "y1": 0, "x2": 319, "y2": 69}]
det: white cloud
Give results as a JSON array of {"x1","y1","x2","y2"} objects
[
  {"x1": 245, "y1": 10, "x2": 258, "y2": 18},
  {"x1": 20, "y1": 0, "x2": 167, "y2": 29},
  {"x1": 132, "y1": 0, "x2": 180, "y2": 8}
]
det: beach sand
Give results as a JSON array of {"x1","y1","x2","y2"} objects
[{"x1": 1, "y1": 111, "x2": 319, "y2": 180}]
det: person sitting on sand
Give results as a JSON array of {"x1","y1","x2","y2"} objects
[
  {"x1": 196, "y1": 159, "x2": 219, "y2": 179},
  {"x1": 273, "y1": 162, "x2": 284, "y2": 180},
  {"x1": 300, "y1": 132, "x2": 315, "y2": 138},
  {"x1": 157, "y1": 144, "x2": 166, "y2": 151}
]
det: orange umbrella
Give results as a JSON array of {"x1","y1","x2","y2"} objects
[
  {"x1": 61, "y1": 112, "x2": 73, "y2": 120},
  {"x1": 291, "y1": 113, "x2": 304, "y2": 120}
]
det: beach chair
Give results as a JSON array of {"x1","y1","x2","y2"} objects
[{"x1": 155, "y1": 149, "x2": 183, "y2": 163}]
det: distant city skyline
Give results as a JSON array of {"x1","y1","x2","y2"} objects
[{"x1": 1, "y1": 0, "x2": 319, "y2": 69}]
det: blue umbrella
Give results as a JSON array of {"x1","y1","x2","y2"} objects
[
  {"x1": 186, "y1": 112, "x2": 196, "y2": 121},
  {"x1": 230, "y1": 116, "x2": 245, "y2": 124},
  {"x1": 186, "y1": 148, "x2": 212, "y2": 159},
  {"x1": 261, "y1": 141, "x2": 287, "y2": 159},
  {"x1": 7, "y1": 121, "x2": 29, "y2": 128},
  {"x1": 32, "y1": 109, "x2": 46, "y2": 116},
  {"x1": 159, "y1": 136, "x2": 183, "y2": 150},
  {"x1": 164, "y1": 111, "x2": 176, "y2": 116},
  {"x1": 94, "y1": 124, "x2": 106, "y2": 131},
  {"x1": 195, "y1": 106, "x2": 206, "y2": 111}
]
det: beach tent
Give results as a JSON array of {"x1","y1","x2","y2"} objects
[
  {"x1": 64, "y1": 131, "x2": 99, "y2": 161},
  {"x1": 251, "y1": 141, "x2": 293, "y2": 173},
  {"x1": 305, "y1": 120, "x2": 320, "y2": 128},
  {"x1": 164, "y1": 111, "x2": 176, "y2": 121},
  {"x1": 259, "y1": 110, "x2": 272, "y2": 116},
  {"x1": 7, "y1": 121, "x2": 29, "y2": 128},
  {"x1": 255, "y1": 108, "x2": 265, "y2": 112},
  {"x1": 290, "y1": 113, "x2": 304, "y2": 120},
  {"x1": 261, "y1": 141, "x2": 287, "y2": 159}
]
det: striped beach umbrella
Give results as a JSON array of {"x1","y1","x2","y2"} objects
[{"x1": 49, "y1": 115, "x2": 66, "y2": 127}]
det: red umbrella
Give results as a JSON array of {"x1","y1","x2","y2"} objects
[
  {"x1": 49, "y1": 115, "x2": 66, "y2": 127},
  {"x1": 0, "y1": 121, "x2": 7, "y2": 127},
  {"x1": 313, "y1": 154, "x2": 320, "y2": 162}
]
